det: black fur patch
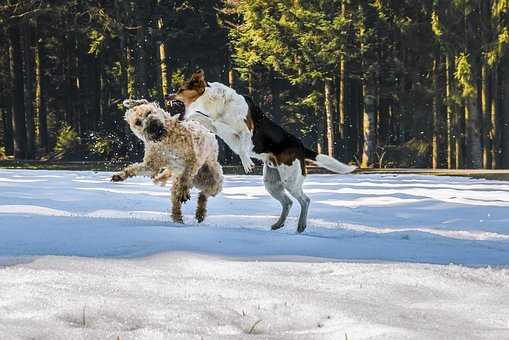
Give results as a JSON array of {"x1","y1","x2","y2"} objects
[{"x1": 244, "y1": 96, "x2": 317, "y2": 175}]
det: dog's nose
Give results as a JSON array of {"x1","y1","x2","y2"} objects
[{"x1": 146, "y1": 119, "x2": 166, "y2": 141}]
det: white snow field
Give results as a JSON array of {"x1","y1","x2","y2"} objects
[{"x1": 1, "y1": 169, "x2": 509, "y2": 339}]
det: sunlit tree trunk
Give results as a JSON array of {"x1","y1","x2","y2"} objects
[
  {"x1": 158, "y1": 18, "x2": 171, "y2": 98},
  {"x1": 337, "y1": 0, "x2": 351, "y2": 162},
  {"x1": 490, "y1": 66, "x2": 499, "y2": 168},
  {"x1": 445, "y1": 54, "x2": 455, "y2": 168},
  {"x1": 360, "y1": 1, "x2": 377, "y2": 168},
  {"x1": 248, "y1": 70, "x2": 254, "y2": 98},
  {"x1": 73, "y1": 38, "x2": 82, "y2": 134},
  {"x1": 502, "y1": 60, "x2": 509, "y2": 168},
  {"x1": 338, "y1": 54, "x2": 350, "y2": 161},
  {"x1": 35, "y1": 29, "x2": 48, "y2": 153},
  {"x1": 228, "y1": 68, "x2": 235, "y2": 89},
  {"x1": 481, "y1": 64, "x2": 492, "y2": 168},
  {"x1": 361, "y1": 80, "x2": 376, "y2": 168},
  {"x1": 324, "y1": 78, "x2": 335, "y2": 157}
]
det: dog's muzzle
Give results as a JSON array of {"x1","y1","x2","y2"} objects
[
  {"x1": 167, "y1": 99, "x2": 186, "y2": 121},
  {"x1": 145, "y1": 119, "x2": 166, "y2": 141}
]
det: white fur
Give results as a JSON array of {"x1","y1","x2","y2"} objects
[{"x1": 185, "y1": 82, "x2": 256, "y2": 173}]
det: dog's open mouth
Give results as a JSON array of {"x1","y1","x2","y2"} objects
[
  {"x1": 145, "y1": 119, "x2": 167, "y2": 142},
  {"x1": 168, "y1": 99, "x2": 186, "y2": 120}
]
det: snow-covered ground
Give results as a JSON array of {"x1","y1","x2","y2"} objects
[{"x1": 1, "y1": 169, "x2": 509, "y2": 339}]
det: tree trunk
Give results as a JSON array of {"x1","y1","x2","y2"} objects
[
  {"x1": 338, "y1": 55, "x2": 351, "y2": 161},
  {"x1": 455, "y1": 103, "x2": 465, "y2": 169},
  {"x1": 361, "y1": 81, "x2": 376, "y2": 168},
  {"x1": 228, "y1": 68, "x2": 235, "y2": 89},
  {"x1": 86, "y1": 53, "x2": 102, "y2": 130},
  {"x1": 35, "y1": 31, "x2": 48, "y2": 153},
  {"x1": 337, "y1": 0, "x2": 351, "y2": 162},
  {"x1": 480, "y1": 0, "x2": 492, "y2": 169},
  {"x1": 8, "y1": 23, "x2": 27, "y2": 159},
  {"x1": 432, "y1": 56, "x2": 440, "y2": 169},
  {"x1": 324, "y1": 79, "x2": 335, "y2": 157},
  {"x1": 62, "y1": 30, "x2": 77, "y2": 128},
  {"x1": 1, "y1": 39, "x2": 14, "y2": 155},
  {"x1": 98, "y1": 59, "x2": 107, "y2": 124},
  {"x1": 115, "y1": 0, "x2": 129, "y2": 99},
  {"x1": 23, "y1": 22, "x2": 36, "y2": 158},
  {"x1": 445, "y1": 54, "x2": 455, "y2": 169},
  {"x1": 481, "y1": 64, "x2": 492, "y2": 168},
  {"x1": 490, "y1": 67, "x2": 499, "y2": 168},
  {"x1": 248, "y1": 71, "x2": 254, "y2": 98},
  {"x1": 465, "y1": 56, "x2": 482, "y2": 169},
  {"x1": 1, "y1": 107, "x2": 13, "y2": 155},
  {"x1": 360, "y1": 1, "x2": 377, "y2": 168},
  {"x1": 351, "y1": 77, "x2": 362, "y2": 161},
  {"x1": 158, "y1": 18, "x2": 171, "y2": 98},
  {"x1": 268, "y1": 70, "x2": 281, "y2": 124},
  {"x1": 0, "y1": 98, "x2": 14, "y2": 156},
  {"x1": 502, "y1": 60, "x2": 509, "y2": 168},
  {"x1": 465, "y1": 100, "x2": 482, "y2": 168},
  {"x1": 134, "y1": 0, "x2": 150, "y2": 99},
  {"x1": 73, "y1": 38, "x2": 82, "y2": 134}
]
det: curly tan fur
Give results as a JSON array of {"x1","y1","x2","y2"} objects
[{"x1": 112, "y1": 100, "x2": 223, "y2": 223}]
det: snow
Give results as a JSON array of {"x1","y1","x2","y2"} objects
[{"x1": 1, "y1": 169, "x2": 509, "y2": 339}]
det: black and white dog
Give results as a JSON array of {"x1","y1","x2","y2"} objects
[{"x1": 167, "y1": 70, "x2": 355, "y2": 232}]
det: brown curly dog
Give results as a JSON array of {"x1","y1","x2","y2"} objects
[{"x1": 112, "y1": 99, "x2": 223, "y2": 223}]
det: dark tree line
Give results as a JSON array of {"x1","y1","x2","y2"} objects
[{"x1": 1, "y1": 0, "x2": 509, "y2": 169}]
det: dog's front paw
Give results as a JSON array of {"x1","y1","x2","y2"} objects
[
  {"x1": 111, "y1": 173, "x2": 126, "y2": 182},
  {"x1": 241, "y1": 156, "x2": 255, "y2": 173}
]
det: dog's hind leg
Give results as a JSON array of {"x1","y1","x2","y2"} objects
[
  {"x1": 195, "y1": 192, "x2": 208, "y2": 223},
  {"x1": 263, "y1": 163, "x2": 292, "y2": 230},
  {"x1": 287, "y1": 185, "x2": 310, "y2": 233},
  {"x1": 280, "y1": 160, "x2": 310, "y2": 233}
]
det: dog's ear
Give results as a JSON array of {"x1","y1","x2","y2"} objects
[
  {"x1": 192, "y1": 69, "x2": 205, "y2": 82},
  {"x1": 123, "y1": 99, "x2": 149, "y2": 109}
]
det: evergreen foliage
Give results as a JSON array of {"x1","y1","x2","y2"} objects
[{"x1": 0, "y1": 0, "x2": 509, "y2": 168}]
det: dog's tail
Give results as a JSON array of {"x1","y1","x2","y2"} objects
[{"x1": 304, "y1": 148, "x2": 356, "y2": 174}]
